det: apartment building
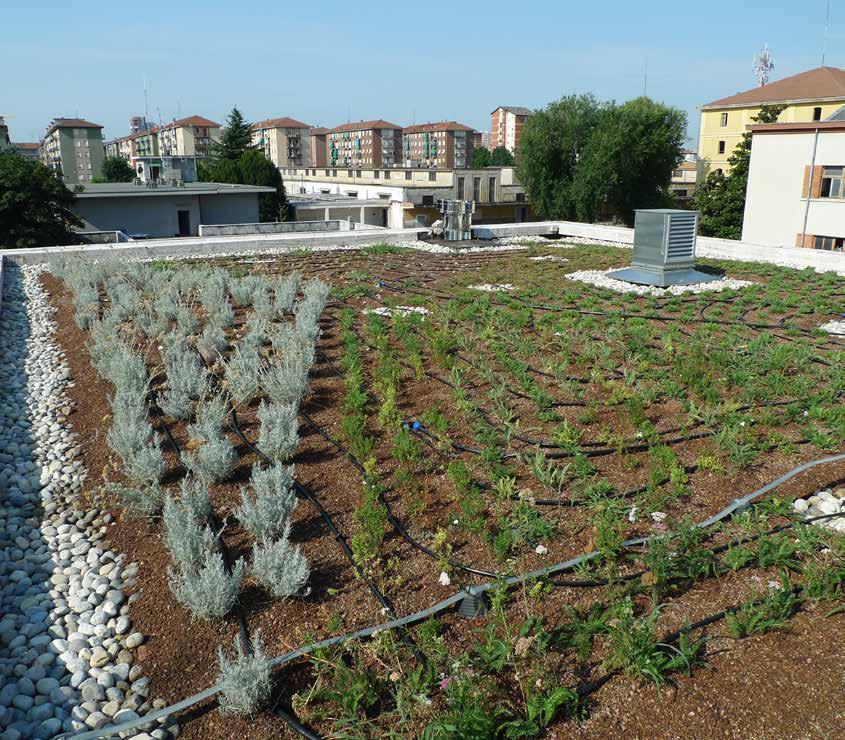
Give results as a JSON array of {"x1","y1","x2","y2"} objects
[
  {"x1": 251, "y1": 117, "x2": 312, "y2": 168},
  {"x1": 282, "y1": 165, "x2": 530, "y2": 228},
  {"x1": 328, "y1": 120, "x2": 403, "y2": 168},
  {"x1": 491, "y1": 106, "x2": 532, "y2": 154},
  {"x1": 742, "y1": 109, "x2": 845, "y2": 251},
  {"x1": 309, "y1": 128, "x2": 329, "y2": 167},
  {"x1": 699, "y1": 66, "x2": 845, "y2": 175},
  {"x1": 0, "y1": 117, "x2": 9, "y2": 148},
  {"x1": 156, "y1": 115, "x2": 220, "y2": 157},
  {"x1": 402, "y1": 122, "x2": 475, "y2": 168},
  {"x1": 14, "y1": 143, "x2": 40, "y2": 161},
  {"x1": 40, "y1": 118, "x2": 105, "y2": 184}
]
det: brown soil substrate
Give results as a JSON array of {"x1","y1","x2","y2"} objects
[{"x1": 38, "y1": 246, "x2": 845, "y2": 739}]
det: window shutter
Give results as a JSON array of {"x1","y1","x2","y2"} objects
[
  {"x1": 810, "y1": 165, "x2": 824, "y2": 198},
  {"x1": 802, "y1": 165, "x2": 811, "y2": 198}
]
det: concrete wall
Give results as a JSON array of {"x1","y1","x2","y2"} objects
[
  {"x1": 199, "y1": 220, "x2": 344, "y2": 236},
  {"x1": 742, "y1": 130, "x2": 845, "y2": 247},
  {"x1": 198, "y1": 193, "x2": 260, "y2": 228},
  {"x1": 73, "y1": 193, "x2": 261, "y2": 238},
  {"x1": 74, "y1": 195, "x2": 202, "y2": 237}
]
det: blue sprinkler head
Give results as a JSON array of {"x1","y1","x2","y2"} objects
[{"x1": 412, "y1": 421, "x2": 421, "y2": 431}]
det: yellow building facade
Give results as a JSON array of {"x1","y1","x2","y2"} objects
[{"x1": 698, "y1": 66, "x2": 845, "y2": 175}]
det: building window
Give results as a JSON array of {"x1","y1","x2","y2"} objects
[
  {"x1": 422, "y1": 195, "x2": 434, "y2": 206},
  {"x1": 428, "y1": 171, "x2": 436, "y2": 181},
  {"x1": 355, "y1": 170, "x2": 362, "y2": 178},
  {"x1": 373, "y1": 170, "x2": 380, "y2": 179},
  {"x1": 472, "y1": 177, "x2": 481, "y2": 201},
  {"x1": 718, "y1": 141, "x2": 726, "y2": 154},
  {"x1": 405, "y1": 171, "x2": 412, "y2": 181},
  {"x1": 488, "y1": 176, "x2": 496, "y2": 202},
  {"x1": 813, "y1": 107, "x2": 823, "y2": 121},
  {"x1": 715, "y1": 168, "x2": 724, "y2": 176},
  {"x1": 457, "y1": 177, "x2": 465, "y2": 199},
  {"x1": 720, "y1": 112, "x2": 728, "y2": 127},
  {"x1": 813, "y1": 235, "x2": 844, "y2": 251},
  {"x1": 346, "y1": 190, "x2": 358, "y2": 197},
  {"x1": 516, "y1": 192, "x2": 525, "y2": 202},
  {"x1": 820, "y1": 167, "x2": 844, "y2": 198},
  {"x1": 384, "y1": 171, "x2": 390, "y2": 180}
]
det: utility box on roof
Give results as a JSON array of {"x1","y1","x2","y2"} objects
[{"x1": 607, "y1": 209, "x2": 719, "y2": 287}]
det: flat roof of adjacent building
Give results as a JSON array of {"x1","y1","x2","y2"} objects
[
  {"x1": 702, "y1": 66, "x2": 845, "y2": 109},
  {"x1": 309, "y1": 127, "x2": 330, "y2": 135},
  {"x1": 13, "y1": 142, "x2": 39, "y2": 149},
  {"x1": 74, "y1": 182, "x2": 275, "y2": 198},
  {"x1": 290, "y1": 193, "x2": 391, "y2": 208},
  {"x1": 252, "y1": 117, "x2": 311, "y2": 130}
]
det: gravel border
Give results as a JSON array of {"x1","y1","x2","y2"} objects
[
  {"x1": 564, "y1": 269, "x2": 754, "y2": 296},
  {"x1": 0, "y1": 265, "x2": 173, "y2": 739}
]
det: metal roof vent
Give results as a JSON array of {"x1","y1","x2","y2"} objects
[{"x1": 607, "y1": 209, "x2": 718, "y2": 287}]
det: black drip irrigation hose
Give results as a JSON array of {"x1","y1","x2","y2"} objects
[{"x1": 61, "y1": 452, "x2": 845, "y2": 740}]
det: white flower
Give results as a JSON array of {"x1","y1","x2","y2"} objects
[
  {"x1": 635, "y1": 432, "x2": 643, "y2": 439},
  {"x1": 739, "y1": 421, "x2": 746, "y2": 427},
  {"x1": 651, "y1": 511, "x2": 667, "y2": 523},
  {"x1": 452, "y1": 519, "x2": 459, "y2": 525},
  {"x1": 767, "y1": 580, "x2": 781, "y2": 591},
  {"x1": 438, "y1": 571, "x2": 451, "y2": 586},
  {"x1": 803, "y1": 410, "x2": 809, "y2": 417},
  {"x1": 535, "y1": 544, "x2": 548, "y2": 556},
  {"x1": 628, "y1": 506, "x2": 639, "y2": 523}
]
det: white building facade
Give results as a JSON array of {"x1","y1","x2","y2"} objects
[{"x1": 742, "y1": 120, "x2": 845, "y2": 251}]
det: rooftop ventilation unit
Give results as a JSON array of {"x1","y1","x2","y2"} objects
[
  {"x1": 434, "y1": 199, "x2": 474, "y2": 241},
  {"x1": 607, "y1": 209, "x2": 718, "y2": 287}
]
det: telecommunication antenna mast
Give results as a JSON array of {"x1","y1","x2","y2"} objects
[
  {"x1": 822, "y1": 0, "x2": 831, "y2": 66},
  {"x1": 752, "y1": 43, "x2": 775, "y2": 87}
]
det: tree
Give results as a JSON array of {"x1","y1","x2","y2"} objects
[
  {"x1": 517, "y1": 94, "x2": 686, "y2": 226},
  {"x1": 472, "y1": 147, "x2": 491, "y2": 168},
  {"x1": 202, "y1": 149, "x2": 288, "y2": 222},
  {"x1": 516, "y1": 94, "x2": 603, "y2": 220},
  {"x1": 490, "y1": 146, "x2": 514, "y2": 166},
  {"x1": 693, "y1": 104, "x2": 786, "y2": 239},
  {"x1": 101, "y1": 155, "x2": 135, "y2": 183},
  {"x1": 0, "y1": 154, "x2": 82, "y2": 248},
  {"x1": 237, "y1": 149, "x2": 288, "y2": 222},
  {"x1": 211, "y1": 107, "x2": 255, "y2": 162}
]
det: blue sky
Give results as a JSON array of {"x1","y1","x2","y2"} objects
[{"x1": 2, "y1": 0, "x2": 841, "y2": 147}]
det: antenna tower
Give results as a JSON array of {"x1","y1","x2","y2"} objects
[{"x1": 752, "y1": 43, "x2": 775, "y2": 86}]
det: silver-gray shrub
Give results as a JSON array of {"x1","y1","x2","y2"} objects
[
  {"x1": 229, "y1": 275, "x2": 264, "y2": 308},
  {"x1": 107, "y1": 388, "x2": 164, "y2": 486},
  {"x1": 175, "y1": 300, "x2": 200, "y2": 336},
  {"x1": 242, "y1": 314, "x2": 269, "y2": 352},
  {"x1": 257, "y1": 401, "x2": 299, "y2": 462},
  {"x1": 100, "y1": 341, "x2": 149, "y2": 398},
  {"x1": 216, "y1": 631, "x2": 272, "y2": 716},
  {"x1": 182, "y1": 395, "x2": 237, "y2": 483},
  {"x1": 159, "y1": 338, "x2": 209, "y2": 420},
  {"x1": 273, "y1": 272, "x2": 300, "y2": 315},
  {"x1": 169, "y1": 551, "x2": 244, "y2": 620},
  {"x1": 208, "y1": 300, "x2": 235, "y2": 329},
  {"x1": 235, "y1": 464, "x2": 297, "y2": 541},
  {"x1": 222, "y1": 344, "x2": 261, "y2": 405},
  {"x1": 107, "y1": 482, "x2": 164, "y2": 517},
  {"x1": 251, "y1": 530, "x2": 309, "y2": 600},
  {"x1": 252, "y1": 283, "x2": 275, "y2": 323},
  {"x1": 260, "y1": 355, "x2": 309, "y2": 407},
  {"x1": 162, "y1": 490, "x2": 216, "y2": 572},
  {"x1": 199, "y1": 269, "x2": 229, "y2": 313}
]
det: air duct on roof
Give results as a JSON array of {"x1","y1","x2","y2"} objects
[{"x1": 607, "y1": 209, "x2": 719, "y2": 287}]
